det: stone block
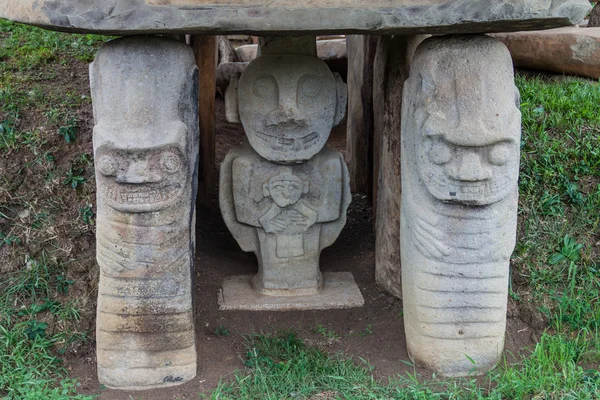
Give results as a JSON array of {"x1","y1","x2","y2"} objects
[
  {"x1": 90, "y1": 36, "x2": 199, "y2": 390},
  {"x1": 0, "y1": 1, "x2": 591, "y2": 35},
  {"x1": 493, "y1": 27, "x2": 600, "y2": 80},
  {"x1": 236, "y1": 39, "x2": 347, "y2": 63},
  {"x1": 218, "y1": 272, "x2": 365, "y2": 311},
  {"x1": 401, "y1": 35, "x2": 520, "y2": 377}
]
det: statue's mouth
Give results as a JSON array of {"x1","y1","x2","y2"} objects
[
  {"x1": 255, "y1": 131, "x2": 319, "y2": 148},
  {"x1": 426, "y1": 173, "x2": 511, "y2": 205},
  {"x1": 100, "y1": 182, "x2": 183, "y2": 212}
]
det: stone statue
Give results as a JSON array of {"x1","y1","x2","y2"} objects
[
  {"x1": 220, "y1": 37, "x2": 362, "y2": 308},
  {"x1": 90, "y1": 36, "x2": 198, "y2": 390},
  {"x1": 401, "y1": 35, "x2": 521, "y2": 376}
]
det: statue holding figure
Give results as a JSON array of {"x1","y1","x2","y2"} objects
[{"x1": 219, "y1": 36, "x2": 363, "y2": 309}]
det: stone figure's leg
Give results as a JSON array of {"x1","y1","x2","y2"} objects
[
  {"x1": 401, "y1": 35, "x2": 521, "y2": 377},
  {"x1": 373, "y1": 35, "x2": 426, "y2": 299},
  {"x1": 90, "y1": 36, "x2": 199, "y2": 390}
]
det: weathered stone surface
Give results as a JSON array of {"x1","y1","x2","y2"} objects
[
  {"x1": 217, "y1": 62, "x2": 249, "y2": 93},
  {"x1": 0, "y1": 1, "x2": 590, "y2": 35},
  {"x1": 218, "y1": 272, "x2": 364, "y2": 310},
  {"x1": 218, "y1": 36, "x2": 241, "y2": 64},
  {"x1": 237, "y1": 39, "x2": 347, "y2": 63},
  {"x1": 220, "y1": 37, "x2": 357, "y2": 301},
  {"x1": 372, "y1": 35, "x2": 426, "y2": 300},
  {"x1": 91, "y1": 36, "x2": 198, "y2": 390},
  {"x1": 346, "y1": 35, "x2": 378, "y2": 195},
  {"x1": 220, "y1": 142, "x2": 351, "y2": 296},
  {"x1": 236, "y1": 45, "x2": 258, "y2": 63},
  {"x1": 401, "y1": 35, "x2": 520, "y2": 377},
  {"x1": 493, "y1": 27, "x2": 600, "y2": 79},
  {"x1": 225, "y1": 37, "x2": 347, "y2": 164}
]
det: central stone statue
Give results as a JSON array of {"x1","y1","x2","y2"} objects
[{"x1": 219, "y1": 37, "x2": 363, "y2": 309}]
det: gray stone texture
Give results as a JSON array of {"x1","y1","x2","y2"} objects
[
  {"x1": 401, "y1": 35, "x2": 520, "y2": 377},
  {"x1": 493, "y1": 27, "x2": 600, "y2": 80},
  {"x1": 372, "y1": 35, "x2": 426, "y2": 300},
  {"x1": 228, "y1": 37, "x2": 347, "y2": 164},
  {"x1": 0, "y1": 1, "x2": 591, "y2": 35},
  {"x1": 218, "y1": 272, "x2": 364, "y2": 311},
  {"x1": 220, "y1": 37, "x2": 355, "y2": 300},
  {"x1": 91, "y1": 36, "x2": 199, "y2": 390},
  {"x1": 237, "y1": 39, "x2": 347, "y2": 63},
  {"x1": 220, "y1": 142, "x2": 351, "y2": 296}
]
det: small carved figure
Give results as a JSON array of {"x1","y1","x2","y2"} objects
[
  {"x1": 259, "y1": 170, "x2": 317, "y2": 258},
  {"x1": 220, "y1": 37, "x2": 356, "y2": 300},
  {"x1": 401, "y1": 35, "x2": 521, "y2": 377},
  {"x1": 91, "y1": 36, "x2": 198, "y2": 390}
]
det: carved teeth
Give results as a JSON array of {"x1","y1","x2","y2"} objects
[
  {"x1": 255, "y1": 131, "x2": 320, "y2": 148},
  {"x1": 102, "y1": 185, "x2": 179, "y2": 205}
]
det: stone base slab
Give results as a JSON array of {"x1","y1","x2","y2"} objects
[{"x1": 218, "y1": 272, "x2": 364, "y2": 311}]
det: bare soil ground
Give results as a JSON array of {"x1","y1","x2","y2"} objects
[{"x1": 65, "y1": 98, "x2": 538, "y2": 399}]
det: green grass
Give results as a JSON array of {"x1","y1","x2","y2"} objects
[
  {"x1": 514, "y1": 74, "x2": 600, "y2": 334},
  {"x1": 209, "y1": 330, "x2": 600, "y2": 399},
  {"x1": 0, "y1": 253, "x2": 93, "y2": 400},
  {"x1": 0, "y1": 20, "x2": 104, "y2": 400}
]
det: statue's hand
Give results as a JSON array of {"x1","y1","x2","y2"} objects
[
  {"x1": 264, "y1": 216, "x2": 288, "y2": 234},
  {"x1": 288, "y1": 209, "x2": 309, "y2": 225}
]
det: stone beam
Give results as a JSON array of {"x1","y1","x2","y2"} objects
[{"x1": 0, "y1": 0, "x2": 591, "y2": 35}]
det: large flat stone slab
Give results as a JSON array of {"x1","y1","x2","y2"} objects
[
  {"x1": 493, "y1": 27, "x2": 600, "y2": 80},
  {"x1": 218, "y1": 272, "x2": 365, "y2": 311},
  {"x1": 0, "y1": 1, "x2": 591, "y2": 35}
]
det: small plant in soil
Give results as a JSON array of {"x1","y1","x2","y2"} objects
[
  {"x1": 63, "y1": 167, "x2": 86, "y2": 189},
  {"x1": 214, "y1": 325, "x2": 230, "y2": 337},
  {"x1": 79, "y1": 204, "x2": 94, "y2": 226},
  {"x1": 313, "y1": 324, "x2": 340, "y2": 341}
]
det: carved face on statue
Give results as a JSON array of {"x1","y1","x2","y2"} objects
[
  {"x1": 418, "y1": 116, "x2": 520, "y2": 206},
  {"x1": 264, "y1": 172, "x2": 308, "y2": 208},
  {"x1": 226, "y1": 37, "x2": 347, "y2": 164},
  {"x1": 412, "y1": 40, "x2": 522, "y2": 206},
  {"x1": 94, "y1": 122, "x2": 189, "y2": 213}
]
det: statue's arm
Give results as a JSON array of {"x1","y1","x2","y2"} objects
[{"x1": 219, "y1": 149, "x2": 259, "y2": 253}]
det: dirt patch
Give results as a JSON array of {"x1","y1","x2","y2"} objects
[{"x1": 66, "y1": 97, "x2": 539, "y2": 399}]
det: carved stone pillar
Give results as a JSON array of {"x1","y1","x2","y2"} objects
[
  {"x1": 401, "y1": 35, "x2": 521, "y2": 376},
  {"x1": 90, "y1": 37, "x2": 199, "y2": 390}
]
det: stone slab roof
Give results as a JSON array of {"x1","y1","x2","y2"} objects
[{"x1": 0, "y1": 0, "x2": 591, "y2": 35}]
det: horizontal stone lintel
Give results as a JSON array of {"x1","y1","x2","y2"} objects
[{"x1": 0, "y1": 0, "x2": 591, "y2": 35}]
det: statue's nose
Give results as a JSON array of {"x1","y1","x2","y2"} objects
[
  {"x1": 116, "y1": 160, "x2": 162, "y2": 184},
  {"x1": 265, "y1": 107, "x2": 308, "y2": 129},
  {"x1": 447, "y1": 151, "x2": 492, "y2": 182}
]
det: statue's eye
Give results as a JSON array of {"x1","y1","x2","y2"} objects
[
  {"x1": 98, "y1": 155, "x2": 117, "y2": 176},
  {"x1": 489, "y1": 143, "x2": 510, "y2": 166},
  {"x1": 429, "y1": 140, "x2": 453, "y2": 165},
  {"x1": 161, "y1": 152, "x2": 182, "y2": 174},
  {"x1": 253, "y1": 75, "x2": 277, "y2": 99},
  {"x1": 298, "y1": 75, "x2": 323, "y2": 99}
]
